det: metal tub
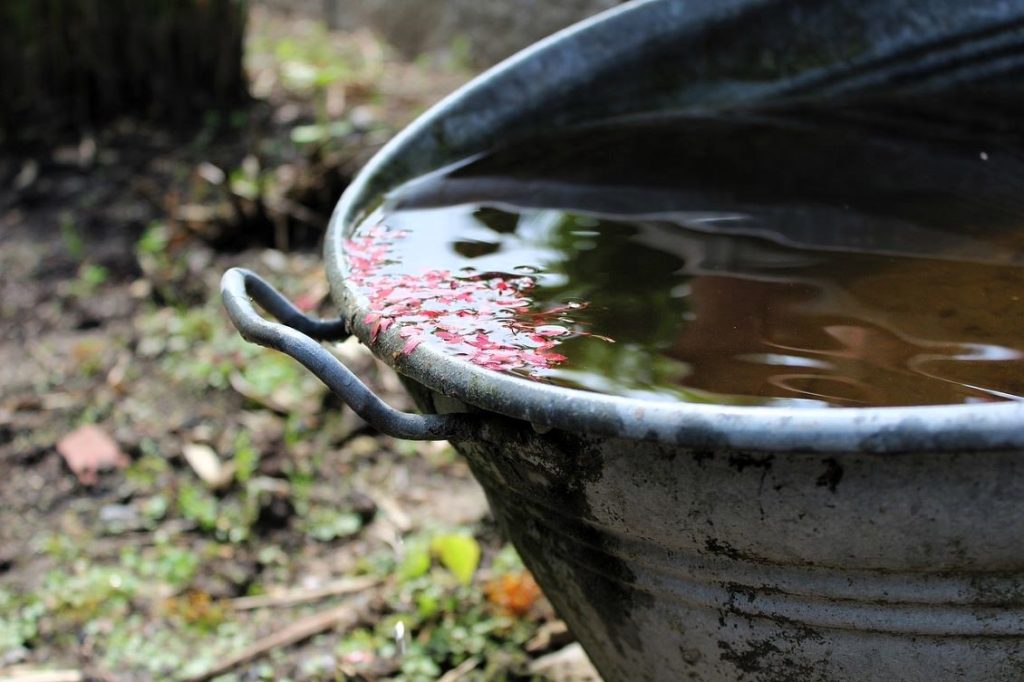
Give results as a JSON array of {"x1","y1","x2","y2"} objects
[{"x1": 223, "y1": 1, "x2": 1024, "y2": 678}]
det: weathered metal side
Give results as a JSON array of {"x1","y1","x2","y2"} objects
[{"x1": 442, "y1": 393, "x2": 1024, "y2": 680}]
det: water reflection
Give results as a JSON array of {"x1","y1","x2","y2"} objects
[{"x1": 372, "y1": 107, "x2": 1024, "y2": 407}]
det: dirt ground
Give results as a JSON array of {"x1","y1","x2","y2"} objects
[{"x1": 0, "y1": 7, "x2": 598, "y2": 681}]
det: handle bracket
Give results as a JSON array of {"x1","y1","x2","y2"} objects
[{"x1": 221, "y1": 268, "x2": 478, "y2": 441}]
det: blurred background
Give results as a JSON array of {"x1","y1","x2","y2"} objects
[{"x1": 0, "y1": 2, "x2": 620, "y2": 680}]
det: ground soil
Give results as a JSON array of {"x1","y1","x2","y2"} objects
[{"x1": 0, "y1": 8, "x2": 598, "y2": 681}]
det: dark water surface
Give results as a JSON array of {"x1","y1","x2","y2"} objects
[{"x1": 347, "y1": 107, "x2": 1024, "y2": 407}]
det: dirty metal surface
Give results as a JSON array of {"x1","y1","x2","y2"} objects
[{"x1": 443, "y1": 400, "x2": 1024, "y2": 681}]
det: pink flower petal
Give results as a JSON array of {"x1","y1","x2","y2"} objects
[{"x1": 343, "y1": 222, "x2": 610, "y2": 375}]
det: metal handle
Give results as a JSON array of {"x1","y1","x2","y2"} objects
[{"x1": 221, "y1": 268, "x2": 479, "y2": 441}]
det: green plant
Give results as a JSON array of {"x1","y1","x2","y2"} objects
[
  {"x1": 232, "y1": 432, "x2": 259, "y2": 483},
  {"x1": 120, "y1": 543, "x2": 199, "y2": 588},
  {"x1": 124, "y1": 448, "x2": 171, "y2": 488},
  {"x1": 431, "y1": 533, "x2": 481, "y2": 586},
  {"x1": 42, "y1": 565, "x2": 139, "y2": 624},
  {"x1": 0, "y1": 589, "x2": 44, "y2": 653},
  {"x1": 59, "y1": 212, "x2": 85, "y2": 260},
  {"x1": 137, "y1": 221, "x2": 170, "y2": 257},
  {"x1": 302, "y1": 506, "x2": 363, "y2": 542},
  {"x1": 177, "y1": 483, "x2": 219, "y2": 532},
  {"x1": 67, "y1": 263, "x2": 111, "y2": 298}
]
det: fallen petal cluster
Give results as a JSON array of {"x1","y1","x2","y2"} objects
[{"x1": 344, "y1": 223, "x2": 587, "y2": 375}]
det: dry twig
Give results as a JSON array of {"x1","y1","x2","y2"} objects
[
  {"x1": 437, "y1": 656, "x2": 480, "y2": 682},
  {"x1": 0, "y1": 671, "x2": 84, "y2": 682},
  {"x1": 230, "y1": 575, "x2": 380, "y2": 611},
  {"x1": 183, "y1": 593, "x2": 374, "y2": 682},
  {"x1": 369, "y1": 490, "x2": 413, "y2": 533},
  {"x1": 525, "y1": 619, "x2": 571, "y2": 653}
]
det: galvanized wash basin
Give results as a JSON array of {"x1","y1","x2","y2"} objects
[{"x1": 223, "y1": 1, "x2": 1024, "y2": 679}]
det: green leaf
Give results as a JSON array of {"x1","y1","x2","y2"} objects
[
  {"x1": 416, "y1": 592, "x2": 439, "y2": 619},
  {"x1": 431, "y1": 534, "x2": 480, "y2": 585},
  {"x1": 397, "y1": 543, "x2": 432, "y2": 581}
]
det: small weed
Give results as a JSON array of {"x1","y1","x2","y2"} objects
[
  {"x1": 141, "y1": 495, "x2": 169, "y2": 523},
  {"x1": 301, "y1": 506, "x2": 362, "y2": 542},
  {"x1": 66, "y1": 262, "x2": 110, "y2": 299},
  {"x1": 99, "y1": 614, "x2": 249, "y2": 678},
  {"x1": 177, "y1": 483, "x2": 220, "y2": 532},
  {"x1": 447, "y1": 34, "x2": 474, "y2": 71},
  {"x1": 139, "y1": 304, "x2": 252, "y2": 391},
  {"x1": 400, "y1": 649, "x2": 443, "y2": 680},
  {"x1": 0, "y1": 589, "x2": 45, "y2": 653},
  {"x1": 398, "y1": 539, "x2": 432, "y2": 582},
  {"x1": 81, "y1": 263, "x2": 109, "y2": 286},
  {"x1": 59, "y1": 212, "x2": 85, "y2": 260},
  {"x1": 228, "y1": 163, "x2": 271, "y2": 202},
  {"x1": 57, "y1": 259, "x2": 111, "y2": 303},
  {"x1": 283, "y1": 412, "x2": 310, "y2": 449},
  {"x1": 42, "y1": 565, "x2": 139, "y2": 624},
  {"x1": 237, "y1": 352, "x2": 323, "y2": 409},
  {"x1": 134, "y1": 221, "x2": 208, "y2": 306},
  {"x1": 334, "y1": 538, "x2": 541, "y2": 679},
  {"x1": 285, "y1": 467, "x2": 315, "y2": 514},
  {"x1": 272, "y1": 30, "x2": 355, "y2": 96},
  {"x1": 120, "y1": 543, "x2": 199, "y2": 588},
  {"x1": 137, "y1": 220, "x2": 170, "y2": 257},
  {"x1": 232, "y1": 431, "x2": 259, "y2": 484},
  {"x1": 124, "y1": 448, "x2": 170, "y2": 488},
  {"x1": 177, "y1": 478, "x2": 271, "y2": 544},
  {"x1": 37, "y1": 532, "x2": 82, "y2": 563}
]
